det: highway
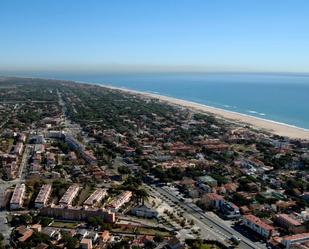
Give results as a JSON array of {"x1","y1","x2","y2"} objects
[{"x1": 147, "y1": 184, "x2": 265, "y2": 249}]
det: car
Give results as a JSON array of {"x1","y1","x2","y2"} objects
[
  {"x1": 200, "y1": 216, "x2": 204, "y2": 219},
  {"x1": 230, "y1": 235, "x2": 241, "y2": 244}
]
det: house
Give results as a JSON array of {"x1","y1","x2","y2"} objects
[
  {"x1": 243, "y1": 214, "x2": 275, "y2": 238},
  {"x1": 30, "y1": 224, "x2": 42, "y2": 232},
  {"x1": 81, "y1": 238, "x2": 93, "y2": 249},
  {"x1": 42, "y1": 227, "x2": 61, "y2": 241},
  {"x1": 99, "y1": 230, "x2": 110, "y2": 243},
  {"x1": 15, "y1": 226, "x2": 33, "y2": 242},
  {"x1": 197, "y1": 175, "x2": 217, "y2": 187}
]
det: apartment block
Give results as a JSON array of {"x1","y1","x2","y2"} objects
[
  {"x1": 281, "y1": 233, "x2": 309, "y2": 249},
  {"x1": 59, "y1": 185, "x2": 79, "y2": 206},
  {"x1": 10, "y1": 184, "x2": 26, "y2": 210},
  {"x1": 107, "y1": 191, "x2": 132, "y2": 211},
  {"x1": 35, "y1": 184, "x2": 52, "y2": 208},
  {"x1": 243, "y1": 214, "x2": 275, "y2": 238},
  {"x1": 83, "y1": 189, "x2": 107, "y2": 207}
]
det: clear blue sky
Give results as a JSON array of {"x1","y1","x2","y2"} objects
[{"x1": 1, "y1": 0, "x2": 309, "y2": 73}]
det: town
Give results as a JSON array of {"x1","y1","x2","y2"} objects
[{"x1": 0, "y1": 77, "x2": 308, "y2": 249}]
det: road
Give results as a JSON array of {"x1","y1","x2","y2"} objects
[
  {"x1": 147, "y1": 184, "x2": 265, "y2": 249},
  {"x1": 0, "y1": 144, "x2": 30, "y2": 245},
  {"x1": 146, "y1": 185, "x2": 231, "y2": 243}
]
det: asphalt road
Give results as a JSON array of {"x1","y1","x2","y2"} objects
[{"x1": 148, "y1": 184, "x2": 265, "y2": 249}]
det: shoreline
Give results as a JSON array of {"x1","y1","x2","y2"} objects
[{"x1": 93, "y1": 83, "x2": 309, "y2": 140}]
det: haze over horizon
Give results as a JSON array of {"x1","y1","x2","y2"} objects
[{"x1": 1, "y1": 0, "x2": 309, "y2": 74}]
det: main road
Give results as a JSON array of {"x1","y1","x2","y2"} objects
[{"x1": 147, "y1": 184, "x2": 265, "y2": 249}]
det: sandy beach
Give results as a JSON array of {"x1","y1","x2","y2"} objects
[{"x1": 100, "y1": 84, "x2": 309, "y2": 140}]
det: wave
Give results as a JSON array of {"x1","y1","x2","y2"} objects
[{"x1": 248, "y1": 110, "x2": 267, "y2": 116}]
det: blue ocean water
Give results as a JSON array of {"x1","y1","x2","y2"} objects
[{"x1": 2, "y1": 72, "x2": 309, "y2": 130}]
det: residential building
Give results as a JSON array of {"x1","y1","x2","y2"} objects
[
  {"x1": 83, "y1": 189, "x2": 107, "y2": 207},
  {"x1": 243, "y1": 214, "x2": 275, "y2": 238},
  {"x1": 107, "y1": 191, "x2": 132, "y2": 211},
  {"x1": 81, "y1": 238, "x2": 92, "y2": 249},
  {"x1": 197, "y1": 175, "x2": 217, "y2": 187},
  {"x1": 59, "y1": 185, "x2": 79, "y2": 206},
  {"x1": 281, "y1": 233, "x2": 309, "y2": 249},
  {"x1": 47, "y1": 130, "x2": 64, "y2": 139},
  {"x1": 10, "y1": 184, "x2": 26, "y2": 210},
  {"x1": 14, "y1": 142, "x2": 24, "y2": 155},
  {"x1": 220, "y1": 202, "x2": 241, "y2": 219},
  {"x1": 35, "y1": 184, "x2": 52, "y2": 208},
  {"x1": 40, "y1": 206, "x2": 115, "y2": 223},
  {"x1": 202, "y1": 193, "x2": 224, "y2": 208},
  {"x1": 276, "y1": 214, "x2": 307, "y2": 234}
]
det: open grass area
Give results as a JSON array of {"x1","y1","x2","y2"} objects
[
  {"x1": 76, "y1": 185, "x2": 92, "y2": 206},
  {"x1": 111, "y1": 226, "x2": 171, "y2": 237},
  {"x1": 50, "y1": 220, "x2": 78, "y2": 229}
]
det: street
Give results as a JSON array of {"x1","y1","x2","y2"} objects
[{"x1": 146, "y1": 183, "x2": 266, "y2": 249}]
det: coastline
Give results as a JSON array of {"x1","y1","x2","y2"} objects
[{"x1": 95, "y1": 83, "x2": 309, "y2": 140}]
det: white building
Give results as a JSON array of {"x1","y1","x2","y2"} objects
[
  {"x1": 35, "y1": 184, "x2": 52, "y2": 208},
  {"x1": 10, "y1": 184, "x2": 26, "y2": 210},
  {"x1": 83, "y1": 189, "x2": 107, "y2": 207},
  {"x1": 243, "y1": 214, "x2": 275, "y2": 238},
  {"x1": 281, "y1": 233, "x2": 309, "y2": 249},
  {"x1": 107, "y1": 191, "x2": 132, "y2": 211},
  {"x1": 59, "y1": 185, "x2": 80, "y2": 206}
]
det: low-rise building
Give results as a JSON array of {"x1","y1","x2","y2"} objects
[
  {"x1": 35, "y1": 184, "x2": 52, "y2": 208},
  {"x1": 276, "y1": 214, "x2": 307, "y2": 234},
  {"x1": 40, "y1": 206, "x2": 115, "y2": 223},
  {"x1": 81, "y1": 238, "x2": 92, "y2": 249},
  {"x1": 197, "y1": 175, "x2": 218, "y2": 187},
  {"x1": 14, "y1": 142, "x2": 24, "y2": 156},
  {"x1": 281, "y1": 233, "x2": 309, "y2": 249},
  {"x1": 243, "y1": 214, "x2": 275, "y2": 238},
  {"x1": 81, "y1": 150, "x2": 97, "y2": 165},
  {"x1": 47, "y1": 130, "x2": 64, "y2": 139},
  {"x1": 83, "y1": 189, "x2": 107, "y2": 207},
  {"x1": 10, "y1": 184, "x2": 26, "y2": 210},
  {"x1": 59, "y1": 185, "x2": 79, "y2": 206},
  {"x1": 220, "y1": 202, "x2": 240, "y2": 219},
  {"x1": 131, "y1": 205, "x2": 158, "y2": 218},
  {"x1": 202, "y1": 193, "x2": 224, "y2": 208},
  {"x1": 107, "y1": 191, "x2": 132, "y2": 211}
]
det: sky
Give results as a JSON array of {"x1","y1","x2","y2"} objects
[{"x1": 1, "y1": 0, "x2": 309, "y2": 73}]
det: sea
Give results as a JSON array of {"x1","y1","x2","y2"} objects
[{"x1": 2, "y1": 72, "x2": 309, "y2": 130}]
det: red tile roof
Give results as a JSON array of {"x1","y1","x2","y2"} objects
[
  {"x1": 206, "y1": 193, "x2": 224, "y2": 201},
  {"x1": 277, "y1": 214, "x2": 302, "y2": 227},
  {"x1": 244, "y1": 214, "x2": 274, "y2": 231}
]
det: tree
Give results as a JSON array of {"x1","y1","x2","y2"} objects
[
  {"x1": 153, "y1": 233, "x2": 163, "y2": 243},
  {"x1": 134, "y1": 188, "x2": 149, "y2": 205}
]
